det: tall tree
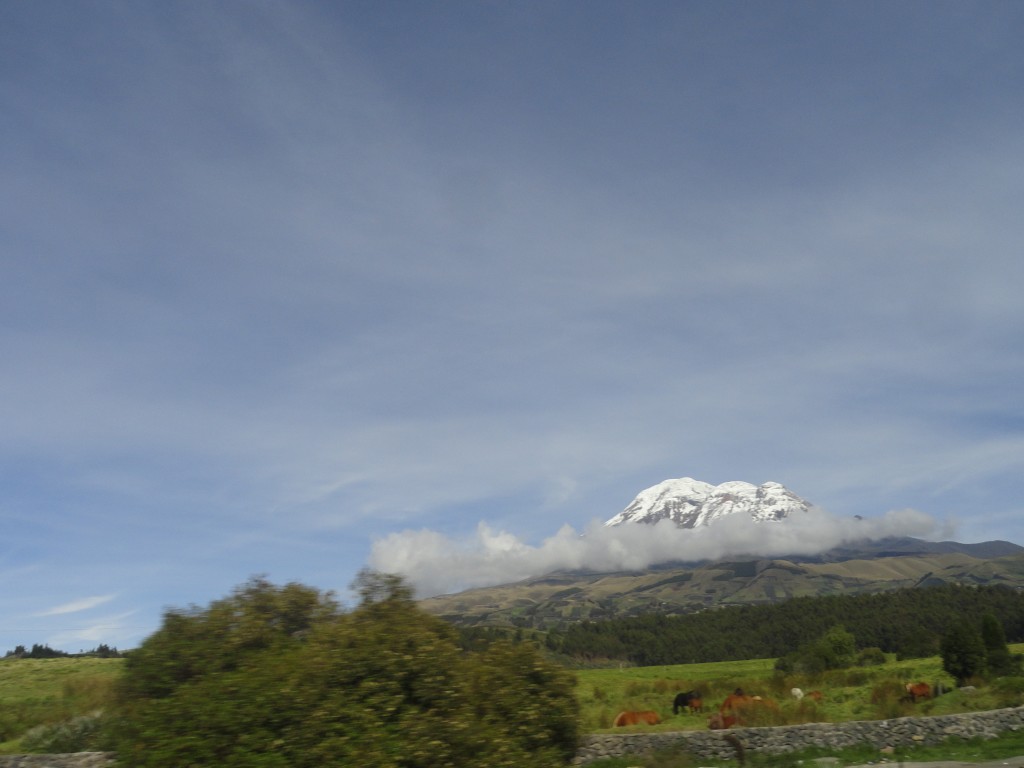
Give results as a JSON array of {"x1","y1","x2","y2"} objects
[
  {"x1": 981, "y1": 613, "x2": 1021, "y2": 677},
  {"x1": 940, "y1": 622, "x2": 987, "y2": 686}
]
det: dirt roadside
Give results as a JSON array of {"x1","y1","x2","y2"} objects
[{"x1": 839, "y1": 757, "x2": 1024, "y2": 768}]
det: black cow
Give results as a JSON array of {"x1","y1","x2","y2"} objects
[{"x1": 673, "y1": 690, "x2": 703, "y2": 714}]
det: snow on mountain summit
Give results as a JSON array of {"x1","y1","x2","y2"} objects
[{"x1": 604, "y1": 477, "x2": 813, "y2": 529}]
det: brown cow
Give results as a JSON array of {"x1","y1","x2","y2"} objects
[
  {"x1": 613, "y1": 710, "x2": 661, "y2": 727},
  {"x1": 905, "y1": 682, "x2": 932, "y2": 702},
  {"x1": 807, "y1": 690, "x2": 823, "y2": 702},
  {"x1": 707, "y1": 712, "x2": 738, "y2": 730},
  {"x1": 719, "y1": 688, "x2": 753, "y2": 715},
  {"x1": 715, "y1": 691, "x2": 780, "y2": 728}
]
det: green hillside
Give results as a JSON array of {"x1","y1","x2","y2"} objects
[{"x1": 419, "y1": 552, "x2": 1024, "y2": 631}]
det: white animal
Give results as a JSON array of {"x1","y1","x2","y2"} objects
[{"x1": 791, "y1": 687, "x2": 804, "y2": 700}]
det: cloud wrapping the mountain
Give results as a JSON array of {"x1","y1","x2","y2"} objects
[{"x1": 369, "y1": 508, "x2": 948, "y2": 598}]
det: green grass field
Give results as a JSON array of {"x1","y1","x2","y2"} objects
[
  {"x1": 0, "y1": 657, "x2": 122, "y2": 754},
  {"x1": 577, "y1": 643, "x2": 1024, "y2": 767},
  {"x1": 1, "y1": 644, "x2": 1023, "y2": 759},
  {"x1": 575, "y1": 643, "x2": 1024, "y2": 733}
]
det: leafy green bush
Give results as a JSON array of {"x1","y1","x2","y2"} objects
[
  {"x1": 107, "y1": 573, "x2": 579, "y2": 768},
  {"x1": 775, "y1": 625, "x2": 857, "y2": 675},
  {"x1": 856, "y1": 647, "x2": 887, "y2": 666}
]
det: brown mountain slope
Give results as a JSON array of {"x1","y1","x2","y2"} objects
[{"x1": 418, "y1": 547, "x2": 1024, "y2": 630}]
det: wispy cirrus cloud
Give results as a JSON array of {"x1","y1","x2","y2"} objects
[{"x1": 36, "y1": 595, "x2": 116, "y2": 617}]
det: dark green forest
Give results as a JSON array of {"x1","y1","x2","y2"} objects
[{"x1": 546, "y1": 584, "x2": 1024, "y2": 666}]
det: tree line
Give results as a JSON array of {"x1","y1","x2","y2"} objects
[
  {"x1": 547, "y1": 583, "x2": 1024, "y2": 665},
  {"x1": 3, "y1": 643, "x2": 123, "y2": 659}
]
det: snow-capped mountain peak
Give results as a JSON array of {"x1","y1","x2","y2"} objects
[{"x1": 604, "y1": 477, "x2": 813, "y2": 528}]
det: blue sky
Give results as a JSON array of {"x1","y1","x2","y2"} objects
[{"x1": 2, "y1": 1, "x2": 1023, "y2": 653}]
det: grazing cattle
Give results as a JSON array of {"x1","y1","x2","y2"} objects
[
  {"x1": 807, "y1": 690, "x2": 823, "y2": 702},
  {"x1": 713, "y1": 691, "x2": 781, "y2": 728},
  {"x1": 905, "y1": 682, "x2": 932, "y2": 702},
  {"x1": 719, "y1": 688, "x2": 754, "y2": 715},
  {"x1": 613, "y1": 710, "x2": 661, "y2": 727},
  {"x1": 791, "y1": 687, "x2": 804, "y2": 700},
  {"x1": 673, "y1": 690, "x2": 704, "y2": 714},
  {"x1": 707, "y1": 712, "x2": 738, "y2": 730}
]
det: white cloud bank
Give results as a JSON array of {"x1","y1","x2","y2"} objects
[{"x1": 369, "y1": 509, "x2": 950, "y2": 598}]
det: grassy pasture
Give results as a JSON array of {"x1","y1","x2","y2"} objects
[
  {"x1": 576, "y1": 643, "x2": 1024, "y2": 733},
  {"x1": 0, "y1": 657, "x2": 122, "y2": 753},
  {"x1": 1, "y1": 644, "x2": 1023, "y2": 756}
]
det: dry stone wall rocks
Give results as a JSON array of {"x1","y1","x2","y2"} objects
[
  {"x1": 0, "y1": 754, "x2": 114, "y2": 768},
  {"x1": 574, "y1": 706, "x2": 1024, "y2": 765}
]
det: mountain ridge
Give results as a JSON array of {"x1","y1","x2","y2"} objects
[
  {"x1": 418, "y1": 537, "x2": 1024, "y2": 630},
  {"x1": 417, "y1": 477, "x2": 1023, "y2": 630}
]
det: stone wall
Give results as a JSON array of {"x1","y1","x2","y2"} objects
[
  {"x1": 0, "y1": 755, "x2": 113, "y2": 768},
  {"x1": 5, "y1": 709, "x2": 1023, "y2": 768},
  {"x1": 574, "y1": 706, "x2": 1024, "y2": 765}
]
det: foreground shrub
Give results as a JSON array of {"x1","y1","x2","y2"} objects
[{"x1": 107, "y1": 573, "x2": 579, "y2": 768}]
